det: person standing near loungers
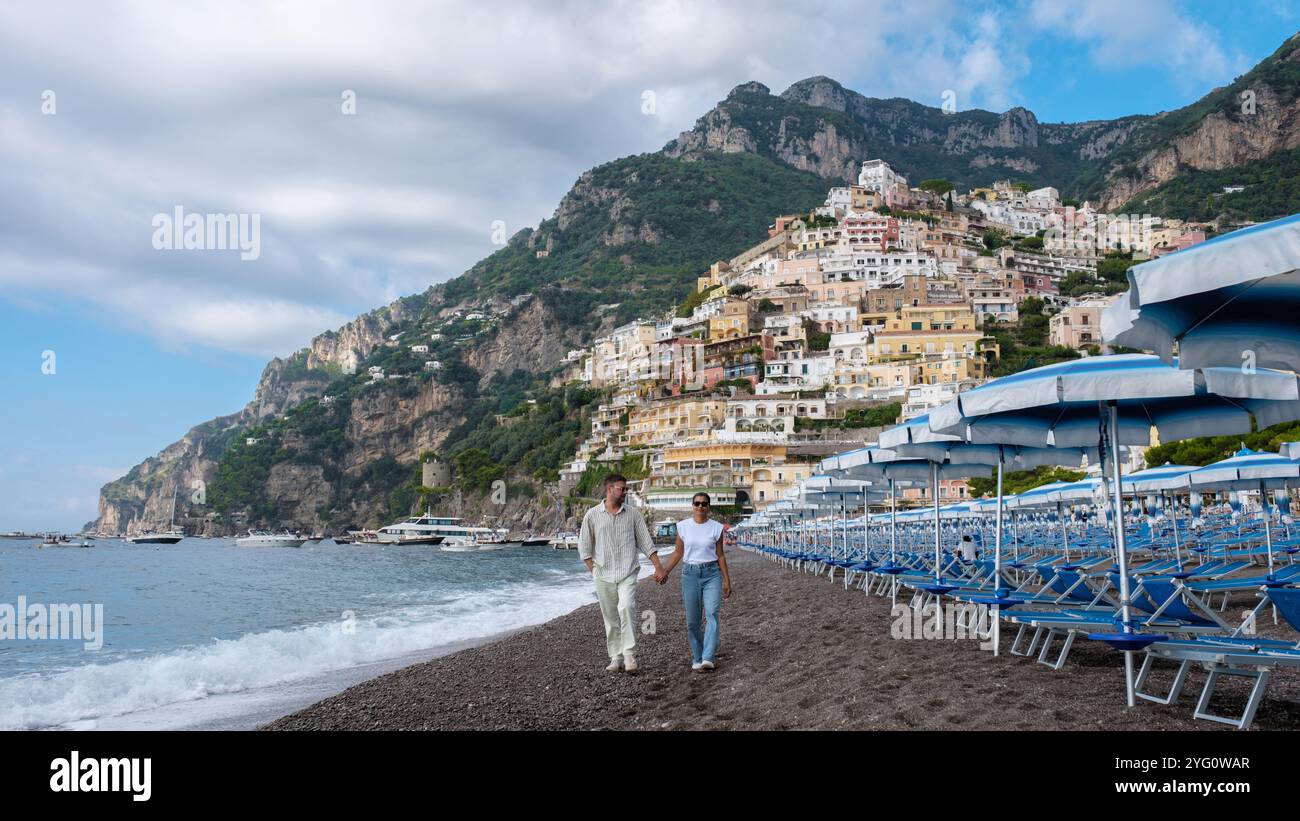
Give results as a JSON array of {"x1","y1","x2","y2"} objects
[
  {"x1": 578, "y1": 474, "x2": 666, "y2": 674},
  {"x1": 662, "y1": 492, "x2": 732, "y2": 672}
]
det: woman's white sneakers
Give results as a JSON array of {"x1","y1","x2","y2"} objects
[
  {"x1": 606, "y1": 657, "x2": 622, "y2": 672},
  {"x1": 700, "y1": 660, "x2": 715, "y2": 671},
  {"x1": 623, "y1": 654, "x2": 638, "y2": 673},
  {"x1": 691, "y1": 662, "x2": 704, "y2": 672}
]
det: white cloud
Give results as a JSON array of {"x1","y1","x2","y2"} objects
[
  {"x1": 1028, "y1": 0, "x2": 1239, "y2": 91},
  {"x1": 0, "y1": 0, "x2": 1189, "y2": 361}
]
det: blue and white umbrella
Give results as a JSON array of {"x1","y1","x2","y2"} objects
[
  {"x1": 1186, "y1": 448, "x2": 1300, "y2": 575},
  {"x1": 927, "y1": 354, "x2": 1300, "y2": 706},
  {"x1": 878, "y1": 411, "x2": 1103, "y2": 641},
  {"x1": 822, "y1": 445, "x2": 992, "y2": 605},
  {"x1": 1102, "y1": 212, "x2": 1300, "y2": 372},
  {"x1": 929, "y1": 354, "x2": 1299, "y2": 448},
  {"x1": 1121, "y1": 463, "x2": 1199, "y2": 562}
]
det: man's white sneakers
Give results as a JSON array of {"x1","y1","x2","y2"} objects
[
  {"x1": 623, "y1": 654, "x2": 638, "y2": 673},
  {"x1": 699, "y1": 660, "x2": 716, "y2": 671},
  {"x1": 691, "y1": 662, "x2": 704, "y2": 672},
  {"x1": 606, "y1": 657, "x2": 622, "y2": 672}
]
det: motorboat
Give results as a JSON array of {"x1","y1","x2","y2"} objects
[
  {"x1": 369, "y1": 511, "x2": 510, "y2": 550},
  {"x1": 550, "y1": 532, "x2": 579, "y2": 550},
  {"x1": 236, "y1": 530, "x2": 309, "y2": 548},
  {"x1": 126, "y1": 488, "x2": 184, "y2": 544},
  {"x1": 125, "y1": 528, "x2": 184, "y2": 545},
  {"x1": 38, "y1": 537, "x2": 91, "y2": 548},
  {"x1": 474, "y1": 528, "x2": 514, "y2": 550}
]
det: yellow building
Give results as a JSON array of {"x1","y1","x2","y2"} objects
[
  {"x1": 707, "y1": 297, "x2": 754, "y2": 341},
  {"x1": 870, "y1": 303, "x2": 982, "y2": 364},
  {"x1": 695, "y1": 260, "x2": 732, "y2": 294},
  {"x1": 626, "y1": 397, "x2": 726, "y2": 448},
  {"x1": 644, "y1": 442, "x2": 811, "y2": 511},
  {"x1": 591, "y1": 321, "x2": 658, "y2": 387}
]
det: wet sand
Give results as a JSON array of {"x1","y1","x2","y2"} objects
[{"x1": 264, "y1": 549, "x2": 1300, "y2": 730}]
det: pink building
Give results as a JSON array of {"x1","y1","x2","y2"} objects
[
  {"x1": 1049, "y1": 298, "x2": 1116, "y2": 348},
  {"x1": 1150, "y1": 230, "x2": 1207, "y2": 258},
  {"x1": 842, "y1": 214, "x2": 900, "y2": 251}
]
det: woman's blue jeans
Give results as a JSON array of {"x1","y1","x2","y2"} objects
[{"x1": 681, "y1": 561, "x2": 722, "y2": 664}]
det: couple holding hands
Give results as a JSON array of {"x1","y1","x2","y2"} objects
[{"x1": 577, "y1": 475, "x2": 732, "y2": 674}]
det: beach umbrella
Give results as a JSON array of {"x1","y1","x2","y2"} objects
[
  {"x1": 1121, "y1": 463, "x2": 1199, "y2": 562},
  {"x1": 828, "y1": 447, "x2": 992, "y2": 586},
  {"x1": 797, "y1": 479, "x2": 887, "y2": 564},
  {"x1": 1186, "y1": 448, "x2": 1300, "y2": 577},
  {"x1": 928, "y1": 354, "x2": 1300, "y2": 706},
  {"x1": 1102, "y1": 212, "x2": 1300, "y2": 372},
  {"x1": 876, "y1": 414, "x2": 1096, "y2": 585},
  {"x1": 821, "y1": 446, "x2": 986, "y2": 605}
]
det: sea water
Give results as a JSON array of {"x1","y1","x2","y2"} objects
[{"x1": 0, "y1": 537, "x2": 599, "y2": 730}]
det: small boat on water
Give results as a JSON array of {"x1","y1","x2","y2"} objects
[
  {"x1": 236, "y1": 530, "x2": 309, "y2": 548},
  {"x1": 474, "y1": 527, "x2": 514, "y2": 550},
  {"x1": 550, "y1": 532, "x2": 579, "y2": 550},
  {"x1": 38, "y1": 537, "x2": 92, "y2": 548},
  {"x1": 125, "y1": 528, "x2": 184, "y2": 545},
  {"x1": 126, "y1": 489, "x2": 184, "y2": 544}
]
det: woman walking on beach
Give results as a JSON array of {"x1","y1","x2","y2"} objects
[{"x1": 663, "y1": 492, "x2": 732, "y2": 672}]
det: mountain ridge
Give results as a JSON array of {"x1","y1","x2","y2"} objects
[{"x1": 92, "y1": 33, "x2": 1300, "y2": 534}]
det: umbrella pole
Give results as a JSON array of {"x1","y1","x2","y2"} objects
[
  {"x1": 1261, "y1": 481, "x2": 1276, "y2": 578},
  {"x1": 890, "y1": 478, "x2": 898, "y2": 608},
  {"x1": 1058, "y1": 502, "x2": 1069, "y2": 561},
  {"x1": 1168, "y1": 491, "x2": 1182, "y2": 568},
  {"x1": 994, "y1": 450, "x2": 1005, "y2": 656},
  {"x1": 1107, "y1": 401, "x2": 1136, "y2": 708},
  {"x1": 932, "y1": 461, "x2": 941, "y2": 583}
]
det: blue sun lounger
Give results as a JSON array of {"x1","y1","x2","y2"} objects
[{"x1": 1136, "y1": 588, "x2": 1300, "y2": 729}]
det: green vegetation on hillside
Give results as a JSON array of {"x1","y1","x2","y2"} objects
[
  {"x1": 1119, "y1": 145, "x2": 1300, "y2": 222},
  {"x1": 1143, "y1": 420, "x2": 1300, "y2": 468},
  {"x1": 986, "y1": 296, "x2": 1080, "y2": 376},
  {"x1": 440, "y1": 152, "x2": 831, "y2": 330},
  {"x1": 967, "y1": 465, "x2": 1086, "y2": 498}
]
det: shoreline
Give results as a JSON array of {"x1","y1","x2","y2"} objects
[{"x1": 263, "y1": 549, "x2": 1300, "y2": 730}]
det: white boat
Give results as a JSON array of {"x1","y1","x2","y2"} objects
[
  {"x1": 550, "y1": 532, "x2": 579, "y2": 550},
  {"x1": 364, "y1": 511, "x2": 496, "y2": 550},
  {"x1": 474, "y1": 527, "x2": 514, "y2": 550},
  {"x1": 236, "y1": 530, "x2": 308, "y2": 548}
]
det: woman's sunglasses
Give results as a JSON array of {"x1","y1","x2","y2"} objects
[{"x1": 692, "y1": 500, "x2": 710, "y2": 507}]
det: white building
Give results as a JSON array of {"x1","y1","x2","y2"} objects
[
  {"x1": 1026, "y1": 186, "x2": 1060, "y2": 210},
  {"x1": 900, "y1": 380, "x2": 976, "y2": 420},
  {"x1": 858, "y1": 159, "x2": 907, "y2": 193},
  {"x1": 759, "y1": 356, "x2": 835, "y2": 394}
]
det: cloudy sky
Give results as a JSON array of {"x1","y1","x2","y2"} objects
[{"x1": 1, "y1": 0, "x2": 1294, "y2": 531}]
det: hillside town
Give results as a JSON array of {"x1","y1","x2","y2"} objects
[{"x1": 549, "y1": 159, "x2": 1214, "y2": 515}]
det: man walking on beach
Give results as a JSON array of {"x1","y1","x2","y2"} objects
[{"x1": 578, "y1": 474, "x2": 665, "y2": 674}]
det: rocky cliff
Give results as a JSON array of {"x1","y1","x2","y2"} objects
[{"x1": 665, "y1": 33, "x2": 1300, "y2": 213}]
